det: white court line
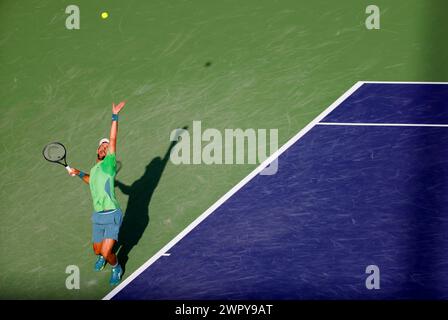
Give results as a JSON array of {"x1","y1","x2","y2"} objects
[
  {"x1": 362, "y1": 81, "x2": 448, "y2": 85},
  {"x1": 318, "y1": 122, "x2": 448, "y2": 128},
  {"x1": 103, "y1": 80, "x2": 448, "y2": 300},
  {"x1": 103, "y1": 81, "x2": 365, "y2": 300}
]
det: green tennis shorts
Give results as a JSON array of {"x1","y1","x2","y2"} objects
[{"x1": 91, "y1": 208, "x2": 123, "y2": 243}]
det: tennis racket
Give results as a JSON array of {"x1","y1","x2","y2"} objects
[{"x1": 42, "y1": 142, "x2": 74, "y2": 175}]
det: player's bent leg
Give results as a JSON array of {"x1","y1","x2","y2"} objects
[
  {"x1": 102, "y1": 209, "x2": 123, "y2": 285},
  {"x1": 93, "y1": 242, "x2": 102, "y2": 255},
  {"x1": 92, "y1": 222, "x2": 107, "y2": 271},
  {"x1": 93, "y1": 242, "x2": 106, "y2": 271},
  {"x1": 101, "y1": 238, "x2": 123, "y2": 286},
  {"x1": 100, "y1": 238, "x2": 117, "y2": 265}
]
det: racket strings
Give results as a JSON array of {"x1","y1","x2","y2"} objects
[{"x1": 43, "y1": 143, "x2": 66, "y2": 162}]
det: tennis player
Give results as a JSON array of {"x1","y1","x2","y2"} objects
[{"x1": 68, "y1": 101, "x2": 126, "y2": 286}]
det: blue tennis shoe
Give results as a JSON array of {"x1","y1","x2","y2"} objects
[
  {"x1": 110, "y1": 264, "x2": 122, "y2": 286},
  {"x1": 94, "y1": 255, "x2": 106, "y2": 272}
]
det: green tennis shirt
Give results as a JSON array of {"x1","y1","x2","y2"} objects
[{"x1": 89, "y1": 152, "x2": 120, "y2": 212}]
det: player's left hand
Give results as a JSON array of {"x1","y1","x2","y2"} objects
[{"x1": 112, "y1": 101, "x2": 126, "y2": 114}]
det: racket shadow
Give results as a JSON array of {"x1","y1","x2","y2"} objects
[{"x1": 113, "y1": 126, "x2": 187, "y2": 275}]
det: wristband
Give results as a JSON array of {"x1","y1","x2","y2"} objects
[
  {"x1": 78, "y1": 171, "x2": 86, "y2": 179},
  {"x1": 112, "y1": 114, "x2": 119, "y2": 121}
]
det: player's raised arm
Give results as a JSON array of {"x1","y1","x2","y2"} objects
[{"x1": 109, "y1": 101, "x2": 126, "y2": 154}]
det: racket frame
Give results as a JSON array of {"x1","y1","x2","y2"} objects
[{"x1": 42, "y1": 142, "x2": 72, "y2": 173}]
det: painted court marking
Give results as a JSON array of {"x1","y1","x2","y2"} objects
[
  {"x1": 318, "y1": 122, "x2": 448, "y2": 128},
  {"x1": 103, "y1": 80, "x2": 447, "y2": 300}
]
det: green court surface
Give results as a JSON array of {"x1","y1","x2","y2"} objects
[{"x1": 0, "y1": 0, "x2": 446, "y2": 299}]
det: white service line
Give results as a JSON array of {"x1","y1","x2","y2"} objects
[
  {"x1": 362, "y1": 81, "x2": 448, "y2": 85},
  {"x1": 102, "y1": 80, "x2": 365, "y2": 300},
  {"x1": 318, "y1": 122, "x2": 448, "y2": 128}
]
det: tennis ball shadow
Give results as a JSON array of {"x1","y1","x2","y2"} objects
[
  {"x1": 204, "y1": 61, "x2": 212, "y2": 67},
  {"x1": 113, "y1": 126, "x2": 188, "y2": 275}
]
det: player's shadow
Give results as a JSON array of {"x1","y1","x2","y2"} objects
[{"x1": 114, "y1": 127, "x2": 187, "y2": 274}]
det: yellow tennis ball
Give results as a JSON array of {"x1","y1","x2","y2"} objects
[{"x1": 101, "y1": 12, "x2": 109, "y2": 19}]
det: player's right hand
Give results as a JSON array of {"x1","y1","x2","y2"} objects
[
  {"x1": 112, "y1": 101, "x2": 126, "y2": 114},
  {"x1": 68, "y1": 168, "x2": 80, "y2": 177}
]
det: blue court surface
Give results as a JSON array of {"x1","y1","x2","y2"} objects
[{"x1": 107, "y1": 82, "x2": 448, "y2": 300}]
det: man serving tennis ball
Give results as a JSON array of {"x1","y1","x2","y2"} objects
[{"x1": 68, "y1": 101, "x2": 126, "y2": 286}]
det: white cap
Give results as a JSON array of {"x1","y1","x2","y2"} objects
[{"x1": 98, "y1": 138, "x2": 110, "y2": 146}]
